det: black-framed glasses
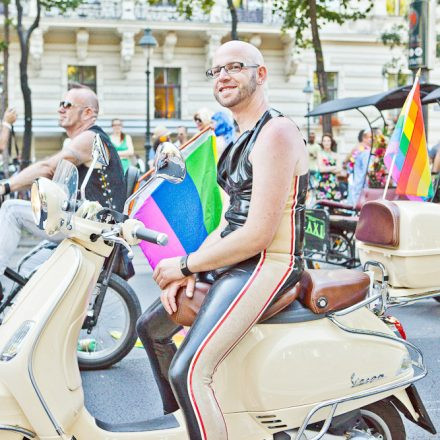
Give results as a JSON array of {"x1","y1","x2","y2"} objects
[
  {"x1": 206, "y1": 62, "x2": 260, "y2": 79},
  {"x1": 59, "y1": 100, "x2": 86, "y2": 110}
]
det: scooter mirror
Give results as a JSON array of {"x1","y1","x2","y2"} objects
[
  {"x1": 123, "y1": 142, "x2": 186, "y2": 215},
  {"x1": 92, "y1": 134, "x2": 110, "y2": 167},
  {"x1": 153, "y1": 142, "x2": 186, "y2": 184}
]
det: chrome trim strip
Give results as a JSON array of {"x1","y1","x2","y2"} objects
[
  {"x1": 0, "y1": 424, "x2": 36, "y2": 437},
  {"x1": 27, "y1": 244, "x2": 82, "y2": 436},
  {"x1": 294, "y1": 315, "x2": 426, "y2": 440},
  {"x1": 388, "y1": 289, "x2": 440, "y2": 307}
]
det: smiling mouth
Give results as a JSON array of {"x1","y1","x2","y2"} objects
[{"x1": 219, "y1": 85, "x2": 236, "y2": 93}]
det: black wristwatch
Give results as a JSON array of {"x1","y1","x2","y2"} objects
[
  {"x1": 179, "y1": 255, "x2": 193, "y2": 276},
  {"x1": 0, "y1": 180, "x2": 11, "y2": 195}
]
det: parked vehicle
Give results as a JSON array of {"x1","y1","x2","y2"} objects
[
  {"x1": 357, "y1": 198, "x2": 440, "y2": 306},
  {"x1": 304, "y1": 83, "x2": 440, "y2": 269},
  {"x1": 0, "y1": 142, "x2": 435, "y2": 440}
]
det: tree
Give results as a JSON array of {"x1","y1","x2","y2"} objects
[
  {"x1": 15, "y1": 0, "x2": 83, "y2": 168},
  {"x1": 1, "y1": 0, "x2": 11, "y2": 175},
  {"x1": 273, "y1": 0, "x2": 374, "y2": 134},
  {"x1": 148, "y1": 0, "x2": 240, "y2": 40}
]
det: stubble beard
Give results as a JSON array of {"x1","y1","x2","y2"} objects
[{"x1": 214, "y1": 73, "x2": 257, "y2": 108}]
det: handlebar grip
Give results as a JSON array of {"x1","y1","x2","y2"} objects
[{"x1": 134, "y1": 226, "x2": 168, "y2": 246}]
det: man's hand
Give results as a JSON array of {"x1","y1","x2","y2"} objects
[
  {"x1": 76, "y1": 200, "x2": 102, "y2": 220},
  {"x1": 160, "y1": 276, "x2": 196, "y2": 315},
  {"x1": 3, "y1": 108, "x2": 17, "y2": 125},
  {"x1": 153, "y1": 256, "x2": 187, "y2": 290}
]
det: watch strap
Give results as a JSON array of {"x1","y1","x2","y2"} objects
[
  {"x1": 2, "y1": 181, "x2": 10, "y2": 195},
  {"x1": 180, "y1": 255, "x2": 193, "y2": 276}
]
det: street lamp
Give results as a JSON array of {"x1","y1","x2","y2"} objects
[
  {"x1": 302, "y1": 79, "x2": 314, "y2": 141},
  {"x1": 138, "y1": 28, "x2": 158, "y2": 170}
]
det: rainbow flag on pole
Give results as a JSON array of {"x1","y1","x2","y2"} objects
[
  {"x1": 131, "y1": 129, "x2": 223, "y2": 269},
  {"x1": 383, "y1": 72, "x2": 433, "y2": 198}
]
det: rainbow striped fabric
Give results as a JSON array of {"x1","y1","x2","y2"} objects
[
  {"x1": 384, "y1": 74, "x2": 433, "y2": 198},
  {"x1": 131, "y1": 129, "x2": 223, "y2": 269}
]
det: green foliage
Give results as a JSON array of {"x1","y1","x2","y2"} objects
[
  {"x1": 272, "y1": 0, "x2": 374, "y2": 48},
  {"x1": 39, "y1": 0, "x2": 83, "y2": 13},
  {"x1": 380, "y1": 24, "x2": 407, "y2": 49},
  {"x1": 147, "y1": 0, "x2": 215, "y2": 19}
]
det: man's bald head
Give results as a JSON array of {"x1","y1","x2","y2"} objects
[
  {"x1": 213, "y1": 40, "x2": 264, "y2": 67},
  {"x1": 69, "y1": 84, "x2": 99, "y2": 115}
]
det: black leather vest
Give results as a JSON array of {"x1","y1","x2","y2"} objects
[
  {"x1": 77, "y1": 125, "x2": 126, "y2": 211},
  {"x1": 217, "y1": 108, "x2": 308, "y2": 256}
]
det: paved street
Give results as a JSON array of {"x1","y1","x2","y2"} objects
[{"x1": 76, "y1": 247, "x2": 440, "y2": 439}]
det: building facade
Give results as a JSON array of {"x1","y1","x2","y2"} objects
[{"x1": 2, "y1": 0, "x2": 440, "y2": 159}]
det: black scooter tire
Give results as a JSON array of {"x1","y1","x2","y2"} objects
[
  {"x1": 78, "y1": 274, "x2": 141, "y2": 371},
  {"x1": 359, "y1": 400, "x2": 406, "y2": 440}
]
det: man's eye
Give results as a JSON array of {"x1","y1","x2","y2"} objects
[{"x1": 211, "y1": 68, "x2": 221, "y2": 76}]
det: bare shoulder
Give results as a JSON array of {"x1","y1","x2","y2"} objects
[
  {"x1": 252, "y1": 116, "x2": 307, "y2": 166},
  {"x1": 63, "y1": 130, "x2": 95, "y2": 165}
]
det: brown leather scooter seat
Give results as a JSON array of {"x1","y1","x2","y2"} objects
[
  {"x1": 170, "y1": 282, "x2": 301, "y2": 327},
  {"x1": 297, "y1": 269, "x2": 370, "y2": 314},
  {"x1": 355, "y1": 199, "x2": 400, "y2": 248}
]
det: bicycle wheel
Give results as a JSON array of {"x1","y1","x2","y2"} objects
[{"x1": 77, "y1": 273, "x2": 141, "y2": 370}]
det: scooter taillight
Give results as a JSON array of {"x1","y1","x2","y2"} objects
[{"x1": 383, "y1": 315, "x2": 407, "y2": 340}]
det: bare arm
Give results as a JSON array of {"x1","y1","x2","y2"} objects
[
  {"x1": 186, "y1": 117, "x2": 307, "y2": 273},
  {"x1": 8, "y1": 130, "x2": 95, "y2": 192},
  {"x1": 0, "y1": 109, "x2": 17, "y2": 153}
]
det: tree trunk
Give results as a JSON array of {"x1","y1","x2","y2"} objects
[
  {"x1": 308, "y1": 0, "x2": 332, "y2": 136},
  {"x1": 16, "y1": 0, "x2": 41, "y2": 169},
  {"x1": 2, "y1": 0, "x2": 10, "y2": 176},
  {"x1": 227, "y1": 0, "x2": 238, "y2": 40}
]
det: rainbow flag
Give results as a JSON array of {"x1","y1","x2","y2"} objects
[
  {"x1": 384, "y1": 73, "x2": 433, "y2": 198},
  {"x1": 131, "y1": 129, "x2": 223, "y2": 269}
]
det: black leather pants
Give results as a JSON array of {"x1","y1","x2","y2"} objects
[{"x1": 136, "y1": 254, "x2": 302, "y2": 440}]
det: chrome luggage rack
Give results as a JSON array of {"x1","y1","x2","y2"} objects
[
  {"x1": 291, "y1": 262, "x2": 427, "y2": 440},
  {"x1": 363, "y1": 259, "x2": 440, "y2": 307}
]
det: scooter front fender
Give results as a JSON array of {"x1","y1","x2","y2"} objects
[{"x1": 391, "y1": 385, "x2": 437, "y2": 435}]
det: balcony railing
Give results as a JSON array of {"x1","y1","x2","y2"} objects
[{"x1": 37, "y1": 0, "x2": 280, "y2": 25}]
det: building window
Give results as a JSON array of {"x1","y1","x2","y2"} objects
[
  {"x1": 0, "y1": 64, "x2": 3, "y2": 94},
  {"x1": 154, "y1": 67, "x2": 181, "y2": 119},
  {"x1": 67, "y1": 65, "x2": 97, "y2": 92},
  {"x1": 313, "y1": 72, "x2": 338, "y2": 106},
  {"x1": 386, "y1": 0, "x2": 408, "y2": 16}
]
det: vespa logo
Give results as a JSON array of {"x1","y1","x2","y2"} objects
[{"x1": 351, "y1": 373, "x2": 385, "y2": 388}]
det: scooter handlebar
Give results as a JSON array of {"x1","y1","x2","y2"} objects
[{"x1": 134, "y1": 226, "x2": 168, "y2": 246}]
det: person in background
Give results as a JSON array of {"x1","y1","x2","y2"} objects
[
  {"x1": 149, "y1": 125, "x2": 171, "y2": 169},
  {"x1": 307, "y1": 131, "x2": 321, "y2": 174},
  {"x1": 0, "y1": 108, "x2": 17, "y2": 153},
  {"x1": 110, "y1": 118, "x2": 134, "y2": 174},
  {"x1": 316, "y1": 133, "x2": 343, "y2": 201},
  {"x1": 211, "y1": 111, "x2": 235, "y2": 157},
  {"x1": 193, "y1": 108, "x2": 213, "y2": 132},
  {"x1": 175, "y1": 126, "x2": 188, "y2": 148},
  {"x1": 345, "y1": 129, "x2": 372, "y2": 205}
]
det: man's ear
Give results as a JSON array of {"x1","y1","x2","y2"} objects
[{"x1": 256, "y1": 65, "x2": 268, "y2": 85}]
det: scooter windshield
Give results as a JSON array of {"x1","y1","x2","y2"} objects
[{"x1": 53, "y1": 159, "x2": 78, "y2": 219}]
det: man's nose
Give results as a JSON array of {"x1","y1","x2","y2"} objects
[{"x1": 217, "y1": 67, "x2": 232, "y2": 80}]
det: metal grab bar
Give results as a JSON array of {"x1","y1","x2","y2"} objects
[{"x1": 294, "y1": 314, "x2": 426, "y2": 440}]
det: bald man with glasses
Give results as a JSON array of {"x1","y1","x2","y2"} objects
[{"x1": 0, "y1": 84, "x2": 125, "y2": 300}]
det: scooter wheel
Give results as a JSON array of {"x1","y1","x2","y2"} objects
[
  {"x1": 357, "y1": 400, "x2": 406, "y2": 440},
  {"x1": 77, "y1": 273, "x2": 141, "y2": 370}
]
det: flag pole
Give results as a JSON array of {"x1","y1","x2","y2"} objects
[{"x1": 382, "y1": 153, "x2": 396, "y2": 199}]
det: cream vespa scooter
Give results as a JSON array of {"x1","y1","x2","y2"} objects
[
  {"x1": 356, "y1": 199, "x2": 440, "y2": 306},
  {"x1": 0, "y1": 143, "x2": 436, "y2": 440}
]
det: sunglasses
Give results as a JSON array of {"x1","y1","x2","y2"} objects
[
  {"x1": 194, "y1": 117, "x2": 202, "y2": 123},
  {"x1": 59, "y1": 100, "x2": 86, "y2": 110}
]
